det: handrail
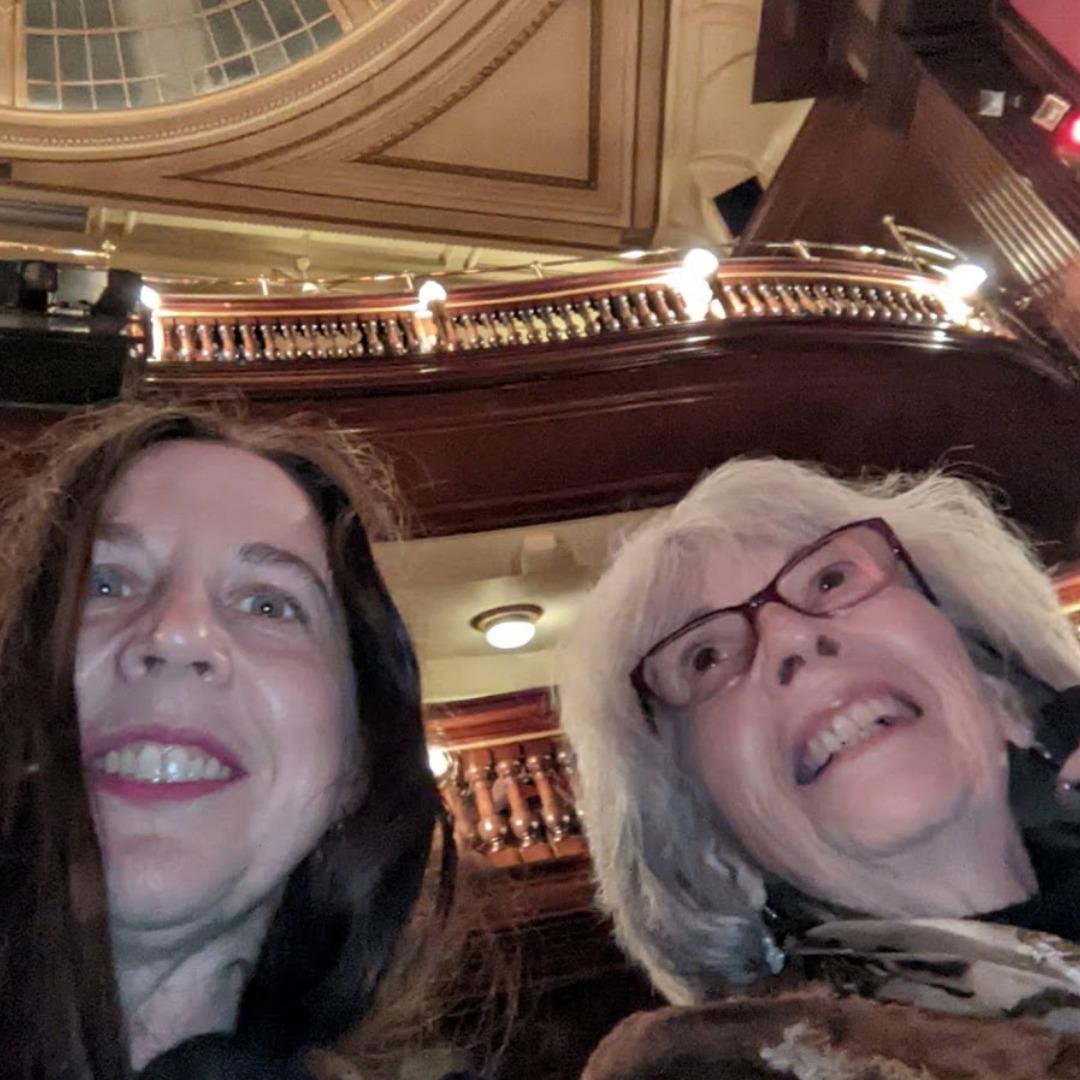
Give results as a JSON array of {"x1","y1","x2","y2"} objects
[{"x1": 150, "y1": 254, "x2": 1015, "y2": 366}]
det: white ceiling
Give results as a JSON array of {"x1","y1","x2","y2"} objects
[{"x1": 375, "y1": 507, "x2": 657, "y2": 703}]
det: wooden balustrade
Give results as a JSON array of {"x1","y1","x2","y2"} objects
[
  {"x1": 426, "y1": 690, "x2": 587, "y2": 869},
  {"x1": 435, "y1": 734, "x2": 586, "y2": 868},
  {"x1": 150, "y1": 255, "x2": 1016, "y2": 366}
]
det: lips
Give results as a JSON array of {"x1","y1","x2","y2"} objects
[
  {"x1": 794, "y1": 689, "x2": 923, "y2": 786},
  {"x1": 82, "y1": 725, "x2": 244, "y2": 803}
]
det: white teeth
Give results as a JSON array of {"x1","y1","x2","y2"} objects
[
  {"x1": 162, "y1": 747, "x2": 189, "y2": 782},
  {"x1": 832, "y1": 714, "x2": 857, "y2": 740},
  {"x1": 799, "y1": 692, "x2": 921, "y2": 781},
  {"x1": 91, "y1": 741, "x2": 235, "y2": 784},
  {"x1": 848, "y1": 700, "x2": 879, "y2": 728},
  {"x1": 136, "y1": 744, "x2": 162, "y2": 782}
]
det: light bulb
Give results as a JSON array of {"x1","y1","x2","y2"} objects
[
  {"x1": 427, "y1": 745, "x2": 452, "y2": 779},
  {"x1": 417, "y1": 279, "x2": 448, "y2": 311},
  {"x1": 944, "y1": 262, "x2": 988, "y2": 297},
  {"x1": 674, "y1": 273, "x2": 715, "y2": 320},
  {"x1": 139, "y1": 284, "x2": 162, "y2": 310},
  {"x1": 681, "y1": 247, "x2": 720, "y2": 278},
  {"x1": 484, "y1": 618, "x2": 537, "y2": 650}
]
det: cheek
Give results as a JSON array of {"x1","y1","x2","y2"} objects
[
  {"x1": 258, "y1": 657, "x2": 353, "y2": 769},
  {"x1": 862, "y1": 591, "x2": 967, "y2": 669},
  {"x1": 685, "y1": 704, "x2": 778, "y2": 828},
  {"x1": 73, "y1": 628, "x2": 114, "y2": 727}
]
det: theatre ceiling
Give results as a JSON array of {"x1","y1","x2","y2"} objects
[
  {"x1": 0, "y1": 0, "x2": 812, "y2": 287},
  {"x1": 3, "y1": 0, "x2": 1076, "y2": 709}
]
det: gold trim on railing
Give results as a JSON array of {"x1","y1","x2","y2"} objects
[{"x1": 150, "y1": 256, "x2": 1014, "y2": 365}]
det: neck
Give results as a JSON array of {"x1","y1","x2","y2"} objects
[
  {"x1": 821, "y1": 799, "x2": 1037, "y2": 919},
  {"x1": 112, "y1": 905, "x2": 274, "y2": 1071}
]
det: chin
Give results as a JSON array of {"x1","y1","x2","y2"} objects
[
  {"x1": 815, "y1": 769, "x2": 973, "y2": 859},
  {"x1": 104, "y1": 838, "x2": 238, "y2": 932}
]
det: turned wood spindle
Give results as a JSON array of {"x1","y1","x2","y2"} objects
[
  {"x1": 438, "y1": 767, "x2": 480, "y2": 850},
  {"x1": 595, "y1": 295, "x2": 620, "y2": 332},
  {"x1": 194, "y1": 323, "x2": 213, "y2": 362},
  {"x1": 342, "y1": 320, "x2": 364, "y2": 357},
  {"x1": 363, "y1": 319, "x2": 386, "y2": 356},
  {"x1": 158, "y1": 320, "x2": 179, "y2": 362},
  {"x1": 559, "y1": 301, "x2": 589, "y2": 338},
  {"x1": 464, "y1": 750, "x2": 508, "y2": 854},
  {"x1": 174, "y1": 320, "x2": 194, "y2": 361},
  {"x1": 256, "y1": 321, "x2": 276, "y2": 359},
  {"x1": 632, "y1": 290, "x2": 658, "y2": 328},
  {"x1": 648, "y1": 286, "x2": 676, "y2": 324},
  {"x1": 237, "y1": 321, "x2": 257, "y2": 362},
  {"x1": 213, "y1": 322, "x2": 234, "y2": 362},
  {"x1": 494, "y1": 750, "x2": 541, "y2": 851},
  {"x1": 524, "y1": 740, "x2": 572, "y2": 842},
  {"x1": 613, "y1": 293, "x2": 639, "y2": 330}
]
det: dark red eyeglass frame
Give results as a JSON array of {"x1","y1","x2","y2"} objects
[{"x1": 628, "y1": 517, "x2": 939, "y2": 723}]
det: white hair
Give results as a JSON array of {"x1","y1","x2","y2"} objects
[{"x1": 558, "y1": 458, "x2": 1080, "y2": 1004}]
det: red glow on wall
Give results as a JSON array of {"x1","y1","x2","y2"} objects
[
  {"x1": 1012, "y1": 0, "x2": 1080, "y2": 77},
  {"x1": 1054, "y1": 111, "x2": 1080, "y2": 166}
]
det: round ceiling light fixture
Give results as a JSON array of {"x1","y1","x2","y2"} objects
[{"x1": 470, "y1": 603, "x2": 543, "y2": 650}]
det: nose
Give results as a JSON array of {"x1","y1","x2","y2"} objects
[
  {"x1": 755, "y1": 602, "x2": 840, "y2": 688},
  {"x1": 118, "y1": 581, "x2": 232, "y2": 686}
]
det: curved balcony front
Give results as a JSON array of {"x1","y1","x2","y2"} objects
[{"x1": 143, "y1": 252, "x2": 1080, "y2": 555}]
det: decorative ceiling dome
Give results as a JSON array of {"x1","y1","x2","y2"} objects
[{"x1": 22, "y1": 0, "x2": 350, "y2": 111}]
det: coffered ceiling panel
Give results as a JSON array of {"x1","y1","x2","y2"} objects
[{"x1": 0, "y1": 0, "x2": 668, "y2": 251}]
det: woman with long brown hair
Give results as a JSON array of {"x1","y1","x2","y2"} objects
[{"x1": 0, "y1": 402, "x2": 455, "y2": 1078}]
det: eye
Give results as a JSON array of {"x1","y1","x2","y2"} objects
[
  {"x1": 691, "y1": 645, "x2": 720, "y2": 673},
  {"x1": 87, "y1": 565, "x2": 133, "y2": 600},
  {"x1": 815, "y1": 565, "x2": 848, "y2": 593},
  {"x1": 237, "y1": 590, "x2": 306, "y2": 624}
]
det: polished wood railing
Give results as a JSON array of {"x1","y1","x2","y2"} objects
[
  {"x1": 150, "y1": 254, "x2": 1016, "y2": 366},
  {"x1": 425, "y1": 691, "x2": 586, "y2": 870}
]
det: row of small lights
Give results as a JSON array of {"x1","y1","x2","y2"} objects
[{"x1": 140, "y1": 245, "x2": 989, "y2": 319}]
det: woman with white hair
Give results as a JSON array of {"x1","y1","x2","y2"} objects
[{"x1": 561, "y1": 458, "x2": 1080, "y2": 1077}]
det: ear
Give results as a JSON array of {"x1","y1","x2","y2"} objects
[{"x1": 975, "y1": 670, "x2": 1032, "y2": 749}]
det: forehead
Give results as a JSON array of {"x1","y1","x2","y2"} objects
[
  {"x1": 697, "y1": 536, "x2": 801, "y2": 610},
  {"x1": 103, "y1": 441, "x2": 323, "y2": 550}
]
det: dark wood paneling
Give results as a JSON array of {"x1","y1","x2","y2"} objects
[
  {"x1": 139, "y1": 322, "x2": 1080, "y2": 556},
  {"x1": 747, "y1": 0, "x2": 1080, "y2": 359}
]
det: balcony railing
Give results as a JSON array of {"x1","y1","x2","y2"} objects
[
  {"x1": 426, "y1": 691, "x2": 586, "y2": 871},
  {"x1": 149, "y1": 252, "x2": 1016, "y2": 367}
]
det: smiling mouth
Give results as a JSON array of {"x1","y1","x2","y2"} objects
[
  {"x1": 795, "y1": 692, "x2": 923, "y2": 786},
  {"x1": 90, "y1": 741, "x2": 235, "y2": 784}
]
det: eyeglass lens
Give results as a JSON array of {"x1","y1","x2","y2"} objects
[{"x1": 641, "y1": 525, "x2": 904, "y2": 708}]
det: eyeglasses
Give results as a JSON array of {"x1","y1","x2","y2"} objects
[{"x1": 630, "y1": 518, "x2": 938, "y2": 715}]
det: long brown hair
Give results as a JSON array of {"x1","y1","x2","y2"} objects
[{"x1": 0, "y1": 402, "x2": 453, "y2": 1077}]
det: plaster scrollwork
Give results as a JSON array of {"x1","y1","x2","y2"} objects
[
  {"x1": 0, "y1": 0, "x2": 560, "y2": 159},
  {"x1": 358, "y1": 0, "x2": 566, "y2": 158}
]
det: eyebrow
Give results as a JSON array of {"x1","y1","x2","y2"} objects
[
  {"x1": 238, "y1": 542, "x2": 333, "y2": 607},
  {"x1": 94, "y1": 521, "x2": 144, "y2": 546}
]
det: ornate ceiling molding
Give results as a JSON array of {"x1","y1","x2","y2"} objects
[
  {"x1": 0, "y1": 0, "x2": 473, "y2": 155},
  {"x1": 0, "y1": 0, "x2": 666, "y2": 251}
]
